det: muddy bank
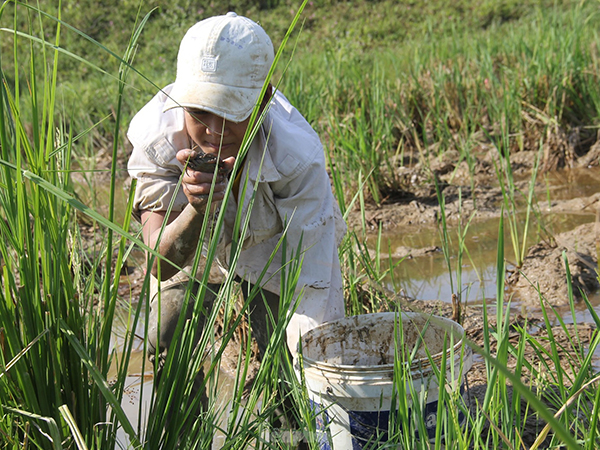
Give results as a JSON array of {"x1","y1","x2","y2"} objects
[
  {"x1": 347, "y1": 148, "x2": 600, "y2": 231},
  {"x1": 508, "y1": 221, "x2": 600, "y2": 306}
]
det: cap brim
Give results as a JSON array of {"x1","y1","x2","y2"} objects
[{"x1": 163, "y1": 81, "x2": 262, "y2": 123}]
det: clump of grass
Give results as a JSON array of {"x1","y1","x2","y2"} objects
[
  {"x1": 0, "y1": 2, "x2": 316, "y2": 449},
  {"x1": 0, "y1": 1, "x2": 148, "y2": 447}
]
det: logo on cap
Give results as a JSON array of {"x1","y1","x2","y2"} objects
[{"x1": 201, "y1": 57, "x2": 217, "y2": 73}]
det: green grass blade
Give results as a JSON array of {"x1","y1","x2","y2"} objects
[{"x1": 58, "y1": 319, "x2": 142, "y2": 448}]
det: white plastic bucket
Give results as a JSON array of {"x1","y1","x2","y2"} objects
[{"x1": 297, "y1": 312, "x2": 473, "y2": 449}]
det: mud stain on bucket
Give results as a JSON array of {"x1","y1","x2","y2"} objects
[{"x1": 297, "y1": 312, "x2": 473, "y2": 449}]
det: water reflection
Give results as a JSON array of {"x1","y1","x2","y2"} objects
[
  {"x1": 373, "y1": 213, "x2": 594, "y2": 304},
  {"x1": 543, "y1": 167, "x2": 600, "y2": 201},
  {"x1": 370, "y1": 166, "x2": 600, "y2": 315},
  {"x1": 115, "y1": 373, "x2": 153, "y2": 448}
]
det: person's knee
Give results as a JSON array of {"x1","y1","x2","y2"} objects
[
  {"x1": 147, "y1": 282, "x2": 219, "y2": 365},
  {"x1": 147, "y1": 286, "x2": 190, "y2": 364}
]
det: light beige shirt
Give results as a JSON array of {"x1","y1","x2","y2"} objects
[{"x1": 127, "y1": 85, "x2": 347, "y2": 352}]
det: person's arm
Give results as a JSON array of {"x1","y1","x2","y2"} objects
[{"x1": 141, "y1": 149, "x2": 234, "y2": 280}]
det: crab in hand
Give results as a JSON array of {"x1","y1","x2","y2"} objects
[{"x1": 186, "y1": 147, "x2": 227, "y2": 174}]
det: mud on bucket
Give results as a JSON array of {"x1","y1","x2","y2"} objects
[{"x1": 295, "y1": 312, "x2": 473, "y2": 449}]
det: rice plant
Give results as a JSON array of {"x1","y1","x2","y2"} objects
[
  {"x1": 0, "y1": 1, "x2": 322, "y2": 448},
  {"x1": 0, "y1": 1, "x2": 147, "y2": 447}
]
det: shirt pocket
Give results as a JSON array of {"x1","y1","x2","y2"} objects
[
  {"x1": 145, "y1": 137, "x2": 180, "y2": 170},
  {"x1": 247, "y1": 186, "x2": 282, "y2": 246}
]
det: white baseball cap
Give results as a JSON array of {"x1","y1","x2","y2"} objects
[{"x1": 163, "y1": 12, "x2": 274, "y2": 122}]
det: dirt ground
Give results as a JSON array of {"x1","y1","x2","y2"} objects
[{"x1": 106, "y1": 132, "x2": 600, "y2": 447}]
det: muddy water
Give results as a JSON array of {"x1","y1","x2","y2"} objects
[
  {"x1": 371, "y1": 167, "x2": 600, "y2": 325},
  {"x1": 543, "y1": 167, "x2": 600, "y2": 201},
  {"x1": 378, "y1": 213, "x2": 596, "y2": 305}
]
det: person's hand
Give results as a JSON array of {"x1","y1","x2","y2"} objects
[{"x1": 176, "y1": 148, "x2": 235, "y2": 212}]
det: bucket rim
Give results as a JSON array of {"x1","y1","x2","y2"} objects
[
  {"x1": 299, "y1": 312, "x2": 469, "y2": 372},
  {"x1": 301, "y1": 343, "x2": 473, "y2": 376}
]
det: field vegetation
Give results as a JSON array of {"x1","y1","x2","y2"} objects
[{"x1": 1, "y1": 0, "x2": 600, "y2": 449}]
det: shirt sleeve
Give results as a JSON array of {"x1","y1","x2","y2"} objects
[
  {"x1": 126, "y1": 87, "x2": 190, "y2": 219},
  {"x1": 131, "y1": 175, "x2": 189, "y2": 221}
]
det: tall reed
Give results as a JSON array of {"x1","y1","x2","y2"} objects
[
  {"x1": 0, "y1": 1, "x2": 318, "y2": 448},
  {"x1": 0, "y1": 1, "x2": 147, "y2": 447}
]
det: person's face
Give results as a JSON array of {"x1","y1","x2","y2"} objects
[{"x1": 184, "y1": 109, "x2": 250, "y2": 160}]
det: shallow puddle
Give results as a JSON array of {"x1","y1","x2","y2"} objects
[
  {"x1": 371, "y1": 166, "x2": 600, "y2": 323},
  {"x1": 378, "y1": 213, "x2": 597, "y2": 306},
  {"x1": 115, "y1": 372, "x2": 153, "y2": 448}
]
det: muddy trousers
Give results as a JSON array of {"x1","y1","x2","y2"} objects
[{"x1": 147, "y1": 279, "x2": 293, "y2": 423}]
